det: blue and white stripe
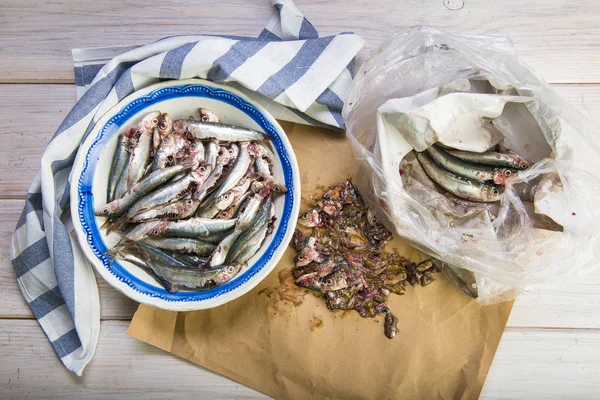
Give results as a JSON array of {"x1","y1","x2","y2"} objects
[{"x1": 11, "y1": 0, "x2": 363, "y2": 376}]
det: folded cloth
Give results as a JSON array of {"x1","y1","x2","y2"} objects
[{"x1": 11, "y1": 0, "x2": 364, "y2": 376}]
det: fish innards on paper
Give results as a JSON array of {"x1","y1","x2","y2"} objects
[
  {"x1": 97, "y1": 109, "x2": 286, "y2": 293},
  {"x1": 290, "y1": 180, "x2": 437, "y2": 339}
]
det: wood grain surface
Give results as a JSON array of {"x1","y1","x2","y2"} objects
[{"x1": 1, "y1": 0, "x2": 599, "y2": 398}]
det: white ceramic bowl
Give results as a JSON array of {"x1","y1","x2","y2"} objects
[{"x1": 71, "y1": 79, "x2": 300, "y2": 311}]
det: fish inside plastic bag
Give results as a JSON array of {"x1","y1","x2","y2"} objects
[{"x1": 343, "y1": 26, "x2": 600, "y2": 304}]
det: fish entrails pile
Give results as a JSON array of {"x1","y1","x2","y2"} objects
[
  {"x1": 97, "y1": 108, "x2": 287, "y2": 292},
  {"x1": 290, "y1": 180, "x2": 437, "y2": 339},
  {"x1": 416, "y1": 144, "x2": 531, "y2": 202}
]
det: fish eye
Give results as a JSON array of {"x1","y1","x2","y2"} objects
[
  {"x1": 220, "y1": 212, "x2": 228, "y2": 217},
  {"x1": 301, "y1": 213, "x2": 308, "y2": 219},
  {"x1": 186, "y1": 199, "x2": 193, "y2": 205},
  {"x1": 152, "y1": 229, "x2": 160, "y2": 235},
  {"x1": 505, "y1": 170, "x2": 512, "y2": 176},
  {"x1": 492, "y1": 188, "x2": 500, "y2": 195},
  {"x1": 228, "y1": 149, "x2": 234, "y2": 154},
  {"x1": 102, "y1": 209, "x2": 109, "y2": 215},
  {"x1": 520, "y1": 163, "x2": 528, "y2": 169},
  {"x1": 227, "y1": 266, "x2": 235, "y2": 273},
  {"x1": 199, "y1": 166, "x2": 206, "y2": 172},
  {"x1": 326, "y1": 279, "x2": 332, "y2": 286},
  {"x1": 224, "y1": 194, "x2": 230, "y2": 199},
  {"x1": 190, "y1": 143, "x2": 196, "y2": 149},
  {"x1": 152, "y1": 118, "x2": 158, "y2": 125},
  {"x1": 273, "y1": 187, "x2": 280, "y2": 192},
  {"x1": 201, "y1": 116, "x2": 209, "y2": 122}
]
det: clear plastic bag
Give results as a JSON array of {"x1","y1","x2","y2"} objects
[{"x1": 343, "y1": 26, "x2": 600, "y2": 304}]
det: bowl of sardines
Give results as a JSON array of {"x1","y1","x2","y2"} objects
[{"x1": 71, "y1": 79, "x2": 300, "y2": 311}]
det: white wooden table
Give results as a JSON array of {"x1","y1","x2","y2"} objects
[{"x1": 1, "y1": 1, "x2": 600, "y2": 398}]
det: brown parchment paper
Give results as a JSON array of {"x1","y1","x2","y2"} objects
[{"x1": 127, "y1": 122, "x2": 513, "y2": 400}]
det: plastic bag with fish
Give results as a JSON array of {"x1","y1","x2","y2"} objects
[{"x1": 343, "y1": 26, "x2": 600, "y2": 304}]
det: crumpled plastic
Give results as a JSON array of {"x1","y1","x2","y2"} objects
[{"x1": 343, "y1": 26, "x2": 600, "y2": 304}]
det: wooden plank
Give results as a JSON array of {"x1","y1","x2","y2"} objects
[
  {"x1": 481, "y1": 328, "x2": 600, "y2": 399},
  {"x1": 0, "y1": 199, "x2": 138, "y2": 320},
  {"x1": 1, "y1": 1, "x2": 600, "y2": 84},
  {"x1": 0, "y1": 85, "x2": 75, "y2": 198},
  {"x1": 1, "y1": 83, "x2": 599, "y2": 198},
  {"x1": 1, "y1": 319, "x2": 599, "y2": 399},
  {"x1": 0, "y1": 320, "x2": 266, "y2": 399}
]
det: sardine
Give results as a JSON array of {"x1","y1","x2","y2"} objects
[
  {"x1": 128, "y1": 198, "x2": 200, "y2": 222},
  {"x1": 416, "y1": 152, "x2": 503, "y2": 203},
  {"x1": 295, "y1": 237, "x2": 320, "y2": 267},
  {"x1": 96, "y1": 163, "x2": 193, "y2": 218},
  {"x1": 175, "y1": 120, "x2": 271, "y2": 141},
  {"x1": 426, "y1": 145, "x2": 515, "y2": 185},
  {"x1": 126, "y1": 166, "x2": 212, "y2": 219},
  {"x1": 126, "y1": 112, "x2": 158, "y2": 186},
  {"x1": 209, "y1": 191, "x2": 269, "y2": 266},
  {"x1": 136, "y1": 241, "x2": 194, "y2": 268},
  {"x1": 149, "y1": 217, "x2": 237, "y2": 239},
  {"x1": 234, "y1": 222, "x2": 268, "y2": 265},
  {"x1": 226, "y1": 195, "x2": 272, "y2": 264},
  {"x1": 121, "y1": 220, "x2": 161, "y2": 242},
  {"x1": 152, "y1": 132, "x2": 189, "y2": 171},
  {"x1": 213, "y1": 142, "x2": 254, "y2": 198},
  {"x1": 445, "y1": 148, "x2": 530, "y2": 170},
  {"x1": 141, "y1": 237, "x2": 216, "y2": 256},
  {"x1": 108, "y1": 135, "x2": 130, "y2": 202},
  {"x1": 205, "y1": 139, "x2": 219, "y2": 171}
]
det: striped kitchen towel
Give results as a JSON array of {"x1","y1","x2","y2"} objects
[{"x1": 11, "y1": 0, "x2": 364, "y2": 376}]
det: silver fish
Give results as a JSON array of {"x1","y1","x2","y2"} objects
[
  {"x1": 126, "y1": 112, "x2": 159, "y2": 186},
  {"x1": 141, "y1": 237, "x2": 216, "y2": 256},
  {"x1": 205, "y1": 139, "x2": 219, "y2": 171},
  {"x1": 227, "y1": 195, "x2": 271, "y2": 264},
  {"x1": 96, "y1": 162, "x2": 193, "y2": 218},
  {"x1": 213, "y1": 142, "x2": 255, "y2": 198},
  {"x1": 136, "y1": 241, "x2": 194, "y2": 268},
  {"x1": 197, "y1": 200, "x2": 221, "y2": 219},
  {"x1": 295, "y1": 237, "x2": 320, "y2": 267},
  {"x1": 234, "y1": 222, "x2": 268, "y2": 265},
  {"x1": 416, "y1": 152, "x2": 503, "y2": 203},
  {"x1": 108, "y1": 135, "x2": 130, "y2": 202},
  {"x1": 121, "y1": 220, "x2": 161, "y2": 242},
  {"x1": 199, "y1": 108, "x2": 220, "y2": 123},
  {"x1": 152, "y1": 132, "x2": 189, "y2": 171},
  {"x1": 175, "y1": 120, "x2": 271, "y2": 141},
  {"x1": 151, "y1": 113, "x2": 173, "y2": 156},
  {"x1": 253, "y1": 143, "x2": 273, "y2": 175},
  {"x1": 426, "y1": 145, "x2": 514, "y2": 185},
  {"x1": 127, "y1": 166, "x2": 212, "y2": 219},
  {"x1": 445, "y1": 148, "x2": 530, "y2": 170},
  {"x1": 128, "y1": 198, "x2": 200, "y2": 222},
  {"x1": 149, "y1": 217, "x2": 237, "y2": 239},
  {"x1": 209, "y1": 190, "x2": 270, "y2": 267}
]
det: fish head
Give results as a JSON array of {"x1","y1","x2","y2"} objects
[
  {"x1": 191, "y1": 164, "x2": 213, "y2": 184},
  {"x1": 199, "y1": 108, "x2": 220, "y2": 123},
  {"x1": 217, "y1": 207, "x2": 235, "y2": 219},
  {"x1": 214, "y1": 264, "x2": 242, "y2": 283},
  {"x1": 509, "y1": 152, "x2": 530, "y2": 170},
  {"x1": 493, "y1": 169, "x2": 516, "y2": 185},
  {"x1": 157, "y1": 113, "x2": 173, "y2": 136},
  {"x1": 298, "y1": 209, "x2": 321, "y2": 227},
  {"x1": 485, "y1": 185, "x2": 504, "y2": 202},
  {"x1": 295, "y1": 271, "x2": 321, "y2": 291},
  {"x1": 318, "y1": 199, "x2": 339, "y2": 215},
  {"x1": 216, "y1": 146, "x2": 231, "y2": 163},
  {"x1": 216, "y1": 191, "x2": 236, "y2": 210},
  {"x1": 148, "y1": 220, "x2": 170, "y2": 237},
  {"x1": 320, "y1": 271, "x2": 349, "y2": 291},
  {"x1": 181, "y1": 198, "x2": 201, "y2": 215},
  {"x1": 295, "y1": 238, "x2": 320, "y2": 267},
  {"x1": 227, "y1": 143, "x2": 240, "y2": 160},
  {"x1": 172, "y1": 119, "x2": 188, "y2": 134},
  {"x1": 140, "y1": 111, "x2": 161, "y2": 132}
]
